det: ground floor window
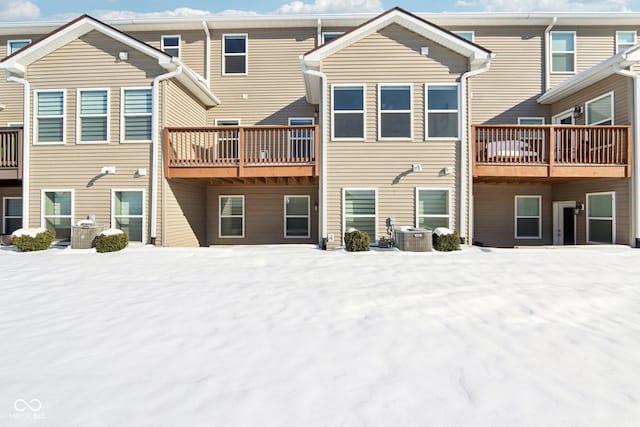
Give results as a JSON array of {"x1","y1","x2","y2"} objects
[
  {"x1": 343, "y1": 188, "x2": 377, "y2": 240},
  {"x1": 219, "y1": 195, "x2": 244, "y2": 238},
  {"x1": 113, "y1": 190, "x2": 144, "y2": 242},
  {"x1": 284, "y1": 195, "x2": 310, "y2": 238},
  {"x1": 416, "y1": 189, "x2": 450, "y2": 230},
  {"x1": 587, "y1": 192, "x2": 615, "y2": 244},
  {"x1": 3, "y1": 197, "x2": 22, "y2": 234},
  {"x1": 515, "y1": 195, "x2": 541, "y2": 239},
  {"x1": 42, "y1": 190, "x2": 73, "y2": 239}
]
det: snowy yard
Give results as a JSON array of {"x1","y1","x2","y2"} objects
[{"x1": 1, "y1": 244, "x2": 640, "y2": 426}]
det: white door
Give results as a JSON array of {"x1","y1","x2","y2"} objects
[{"x1": 553, "y1": 201, "x2": 577, "y2": 245}]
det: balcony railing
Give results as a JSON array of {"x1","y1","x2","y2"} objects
[
  {"x1": 165, "y1": 126, "x2": 319, "y2": 180},
  {"x1": 473, "y1": 125, "x2": 631, "y2": 178},
  {"x1": 0, "y1": 127, "x2": 23, "y2": 181}
]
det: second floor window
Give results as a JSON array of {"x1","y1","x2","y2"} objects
[
  {"x1": 223, "y1": 34, "x2": 247, "y2": 75},
  {"x1": 35, "y1": 90, "x2": 65, "y2": 144},
  {"x1": 122, "y1": 88, "x2": 152, "y2": 142},
  {"x1": 616, "y1": 31, "x2": 636, "y2": 53},
  {"x1": 78, "y1": 89, "x2": 109, "y2": 143},
  {"x1": 8, "y1": 39, "x2": 31, "y2": 55},
  {"x1": 426, "y1": 84, "x2": 459, "y2": 139},
  {"x1": 551, "y1": 31, "x2": 576, "y2": 73},
  {"x1": 332, "y1": 85, "x2": 365, "y2": 140},
  {"x1": 586, "y1": 92, "x2": 613, "y2": 126},
  {"x1": 322, "y1": 32, "x2": 343, "y2": 44},
  {"x1": 379, "y1": 84, "x2": 412, "y2": 139},
  {"x1": 453, "y1": 31, "x2": 474, "y2": 43},
  {"x1": 161, "y1": 35, "x2": 180, "y2": 57}
]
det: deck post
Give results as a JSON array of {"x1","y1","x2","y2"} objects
[
  {"x1": 628, "y1": 126, "x2": 633, "y2": 178},
  {"x1": 471, "y1": 125, "x2": 477, "y2": 177},
  {"x1": 238, "y1": 127, "x2": 245, "y2": 177},
  {"x1": 548, "y1": 126, "x2": 555, "y2": 177},
  {"x1": 163, "y1": 128, "x2": 171, "y2": 179}
]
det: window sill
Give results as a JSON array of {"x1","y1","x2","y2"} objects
[
  {"x1": 331, "y1": 138, "x2": 366, "y2": 142},
  {"x1": 120, "y1": 140, "x2": 152, "y2": 144},
  {"x1": 76, "y1": 141, "x2": 109, "y2": 145},
  {"x1": 221, "y1": 73, "x2": 248, "y2": 77},
  {"x1": 34, "y1": 141, "x2": 65, "y2": 145}
]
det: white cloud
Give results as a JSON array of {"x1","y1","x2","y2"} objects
[
  {"x1": 0, "y1": 0, "x2": 39, "y2": 20},
  {"x1": 277, "y1": 0, "x2": 383, "y2": 14},
  {"x1": 455, "y1": 0, "x2": 629, "y2": 12},
  {"x1": 86, "y1": 7, "x2": 258, "y2": 21}
]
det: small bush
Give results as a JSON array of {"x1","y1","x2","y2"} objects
[
  {"x1": 433, "y1": 231, "x2": 461, "y2": 252},
  {"x1": 13, "y1": 229, "x2": 55, "y2": 252},
  {"x1": 344, "y1": 230, "x2": 370, "y2": 252},
  {"x1": 94, "y1": 232, "x2": 128, "y2": 253}
]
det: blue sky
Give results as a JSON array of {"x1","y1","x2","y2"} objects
[{"x1": 0, "y1": 0, "x2": 638, "y2": 21}]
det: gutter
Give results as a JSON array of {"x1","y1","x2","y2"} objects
[
  {"x1": 544, "y1": 17, "x2": 558, "y2": 92},
  {"x1": 7, "y1": 75, "x2": 30, "y2": 228},
  {"x1": 202, "y1": 21, "x2": 211, "y2": 86}
]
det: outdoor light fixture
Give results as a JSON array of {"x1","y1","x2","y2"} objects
[
  {"x1": 118, "y1": 51, "x2": 129, "y2": 61},
  {"x1": 0, "y1": 103, "x2": 5, "y2": 111},
  {"x1": 100, "y1": 166, "x2": 116, "y2": 175},
  {"x1": 573, "y1": 203, "x2": 585, "y2": 215},
  {"x1": 573, "y1": 105, "x2": 583, "y2": 118},
  {"x1": 412, "y1": 163, "x2": 422, "y2": 173}
]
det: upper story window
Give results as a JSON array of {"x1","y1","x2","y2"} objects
[
  {"x1": 378, "y1": 84, "x2": 412, "y2": 140},
  {"x1": 616, "y1": 31, "x2": 636, "y2": 53},
  {"x1": 322, "y1": 32, "x2": 343, "y2": 44},
  {"x1": 586, "y1": 92, "x2": 614, "y2": 126},
  {"x1": 453, "y1": 31, "x2": 474, "y2": 43},
  {"x1": 35, "y1": 90, "x2": 66, "y2": 144},
  {"x1": 425, "y1": 84, "x2": 459, "y2": 139},
  {"x1": 7, "y1": 39, "x2": 31, "y2": 55},
  {"x1": 223, "y1": 34, "x2": 247, "y2": 75},
  {"x1": 161, "y1": 35, "x2": 180, "y2": 57},
  {"x1": 518, "y1": 117, "x2": 545, "y2": 125},
  {"x1": 77, "y1": 89, "x2": 109, "y2": 144},
  {"x1": 551, "y1": 31, "x2": 576, "y2": 73},
  {"x1": 332, "y1": 84, "x2": 365, "y2": 140},
  {"x1": 121, "y1": 88, "x2": 152, "y2": 143}
]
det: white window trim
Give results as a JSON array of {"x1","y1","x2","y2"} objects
[
  {"x1": 615, "y1": 30, "x2": 636, "y2": 54},
  {"x1": 7, "y1": 122, "x2": 23, "y2": 127},
  {"x1": 550, "y1": 31, "x2": 577, "y2": 74},
  {"x1": 342, "y1": 187, "x2": 378, "y2": 243},
  {"x1": 219, "y1": 195, "x2": 245, "y2": 239},
  {"x1": 287, "y1": 117, "x2": 314, "y2": 126},
  {"x1": 284, "y1": 195, "x2": 311, "y2": 239},
  {"x1": 7, "y1": 39, "x2": 31, "y2": 55},
  {"x1": 415, "y1": 188, "x2": 451, "y2": 230},
  {"x1": 552, "y1": 109, "x2": 575, "y2": 125},
  {"x1": 453, "y1": 31, "x2": 475, "y2": 43},
  {"x1": 378, "y1": 83, "x2": 413, "y2": 141},
  {"x1": 40, "y1": 189, "x2": 74, "y2": 234},
  {"x1": 222, "y1": 33, "x2": 248, "y2": 76},
  {"x1": 586, "y1": 191, "x2": 616, "y2": 244},
  {"x1": 111, "y1": 189, "x2": 145, "y2": 243},
  {"x1": 585, "y1": 91, "x2": 615, "y2": 126},
  {"x1": 2, "y1": 197, "x2": 22, "y2": 234},
  {"x1": 321, "y1": 31, "x2": 344, "y2": 45},
  {"x1": 215, "y1": 119, "x2": 241, "y2": 126},
  {"x1": 517, "y1": 117, "x2": 545, "y2": 125},
  {"x1": 33, "y1": 89, "x2": 67, "y2": 145},
  {"x1": 514, "y1": 195, "x2": 542, "y2": 240},
  {"x1": 331, "y1": 83, "x2": 366, "y2": 142},
  {"x1": 425, "y1": 83, "x2": 460, "y2": 141},
  {"x1": 161, "y1": 34, "x2": 181, "y2": 57},
  {"x1": 76, "y1": 88, "x2": 110, "y2": 145},
  {"x1": 120, "y1": 87, "x2": 152, "y2": 144}
]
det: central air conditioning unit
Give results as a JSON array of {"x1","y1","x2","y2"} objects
[{"x1": 394, "y1": 227, "x2": 432, "y2": 252}]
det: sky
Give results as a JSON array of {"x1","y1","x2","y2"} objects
[{"x1": 0, "y1": 0, "x2": 638, "y2": 22}]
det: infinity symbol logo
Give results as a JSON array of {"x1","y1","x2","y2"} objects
[{"x1": 14, "y1": 399, "x2": 42, "y2": 412}]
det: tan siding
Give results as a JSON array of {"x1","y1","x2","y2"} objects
[
  {"x1": 164, "y1": 80, "x2": 208, "y2": 127},
  {"x1": 163, "y1": 179, "x2": 207, "y2": 246},
  {"x1": 128, "y1": 30, "x2": 206, "y2": 77},
  {"x1": 1, "y1": 186, "x2": 23, "y2": 234},
  {"x1": 207, "y1": 185, "x2": 318, "y2": 245}
]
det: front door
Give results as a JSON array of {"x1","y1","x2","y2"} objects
[{"x1": 553, "y1": 201, "x2": 576, "y2": 245}]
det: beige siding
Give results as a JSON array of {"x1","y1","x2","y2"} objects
[
  {"x1": 128, "y1": 30, "x2": 206, "y2": 77},
  {"x1": 207, "y1": 185, "x2": 318, "y2": 245},
  {"x1": 163, "y1": 179, "x2": 207, "y2": 246},
  {"x1": 1, "y1": 186, "x2": 23, "y2": 234}
]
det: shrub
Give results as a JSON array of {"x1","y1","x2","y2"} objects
[
  {"x1": 433, "y1": 231, "x2": 461, "y2": 252},
  {"x1": 12, "y1": 229, "x2": 55, "y2": 252},
  {"x1": 94, "y1": 231, "x2": 128, "y2": 253},
  {"x1": 344, "y1": 230, "x2": 370, "y2": 252}
]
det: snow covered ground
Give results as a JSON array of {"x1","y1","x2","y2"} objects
[{"x1": 1, "y1": 244, "x2": 640, "y2": 426}]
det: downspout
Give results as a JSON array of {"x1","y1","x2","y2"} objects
[
  {"x1": 544, "y1": 17, "x2": 558, "y2": 92},
  {"x1": 7, "y1": 75, "x2": 30, "y2": 228},
  {"x1": 202, "y1": 21, "x2": 211, "y2": 86},
  {"x1": 317, "y1": 18, "x2": 322, "y2": 47},
  {"x1": 459, "y1": 61, "x2": 491, "y2": 244},
  {"x1": 151, "y1": 64, "x2": 183, "y2": 245},
  {"x1": 614, "y1": 65, "x2": 640, "y2": 247}
]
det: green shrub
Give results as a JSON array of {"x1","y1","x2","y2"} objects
[
  {"x1": 344, "y1": 230, "x2": 370, "y2": 252},
  {"x1": 433, "y1": 231, "x2": 461, "y2": 252},
  {"x1": 12, "y1": 229, "x2": 55, "y2": 252},
  {"x1": 94, "y1": 232, "x2": 128, "y2": 253}
]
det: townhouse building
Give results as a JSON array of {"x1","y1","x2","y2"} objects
[{"x1": 0, "y1": 7, "x2": 638, "y2": 248}]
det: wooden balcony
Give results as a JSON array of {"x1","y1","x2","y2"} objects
[
  {"x1": 0, "y1": 127, "x2": 23, "y2": 181},
  {"x1": 164, "y1": 126, "x2": 319, "y2": 184},
  {"x1": 473, "y1": 125, "x2": 631, "y2": 180}
]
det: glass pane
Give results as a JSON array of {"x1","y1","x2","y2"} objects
[
  {"x1": 286, "y1": 218, "x2": 309, "y2": 237},
  {"x1": 618, "y1": 31, "x2": 636, "y2": 43},
  {"x1": 519, "y1": 118, "x2": 544, "y2": 125},
  {"x1": 516, "y1": 197, "x2": 540, "y2": 217},
  {"x1": 125, "y1": 116, "x2": 152, "y2": 140},
  {"x1": 164, "y1": 47, "x2": 179, "y2": 57},
  {"x1": 115, "y1": 191, "x2": 143, "y2": 216},
  {"x1": 289, "y1": 118, "x2": 313, "y2": 126},
  {"x1": 587, "y1": 95, "x2": 612, "y2": 125},
  {"x1": 323, "y1": 33, "x2": 342, "y2": 43},
  {"x1": 37, "y1": 92, "x2": 63, "y2": 115},
  {"x1": 454, "y1": 31, "x2": 474, "y2": 42},
  {"x1": 5, "y1": 198, "x2": 22, "y2": 216},
  {"x1": 428, "y1": 86, "x2": 458, "y2": 110},
  {"x1": 588, "y1": 194, "x2": 613, "y2": 217},
  {"x1": 38, "y1": 118, "x2": 63, "y2": 142},
  {"x1": 221, "y1": 217, "x2": 243, "y2": 236},
  {"x1": 428, "y1": 112, "x2": 458, "y2": 138},
  {"x1": 81, "y1": 117, "x2": 107, "y2": 141},
  {"x1": 589, "y1": 219, "x2": 613, "y2": 243},
  {"x1": 345, "y1": 217, "x2": 375, "y2": 239},
  {"x1": 220, "y1": 197, "x2": 243, "y2": 216},
  {"x1": 517, "y1": 218, "x2": 540, "y2": 238},
  {"x1": 419, "y1": 190, "x2": 449, "y2": 215},
  {"x1": 124, "y1": 89, "x2": 152, "y2": 114},
  {"x1": 334, "y1": 113, "x2": 364, "y2": 138},
  {"x1": 419, "y1": 217, "x2": 449, "y2": 231},
  {"x1": 45, "y1": 191, "x2": 71, "y2": 216},
  {"x1": 345, "y1": 190, "x2": 375, "y2": 215},
  {"x1": 224, "y1": 35, "x2": 246, "y2": 54},
  {"x1": 552, "y1": 33, "x2": 574, "y2": 51},
  {"x1": 45, "y1": 217, "x2": 71, "y2": 240},
  {"x1": 381, "y1": 86, "x2": 410, "y2": 110},
  {"x1": 116, "y1": 217, "x2": 143, "y2": 242},
  {"x1": 552, "y1": 53, "x2": 574, "y2": 72},
  {"x1": 225, "y1": 56, "x2": 246, "y2": 74},
  {"x1": 334, "y1": 87, "x2": 363, "y2": 111},
  {"x1": 5, "y1": 217, "x2": 22, "y2": 235},
  {"x1": 285, "y1": 196, "x2": 308, "y2": 216},
  {"x1": 381, "y1": 113, "x2": 411, "y2": 138},
  {"x1": 9, "y1": 40, "x2": 30, "y2": 54},
  {"x1": 162, "y1": 36, "x2": 179, "y2": 47},
  {"x1": 80, "y1": 90, "x2": 107, "y2": 115}
]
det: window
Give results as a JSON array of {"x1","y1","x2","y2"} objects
[
  {"x1": 112, "y1": 190, "x2": 144, "y2": 242},
  {"x1": 453, "y1": 31, "x2": 474, "y2": 42},
  {"x1": 223, "y1": 34, "x2": 247, "y2": 75},
  {"x1": 518, "y1": 117, "x2": 545, "y2": 125},
  {"x1": 551, "y1": 31, "x2": 576, "y2": 73},
  {"x1": 161, "y1": 35, "x2": 180, "y2": 57},
  {"x1": 343, "y1": 188, "x2": 376, "y2": 241},
  {"x1": 121, "y1": 88, "x2": 152, "y2": 143},
  {"x1": 616, "y1": 31, "x2": 636, "y2": 53},
  {"x1": 425, "y1": 84, "x2": 459, "y2": 139},
  {"x1": 416, "y1": 189, "x2": 450, "y2": 230},
  {"x1": 586, "y1": 92, "x2": 614, "y2": 125},
  {"x1": 322, "y1": 32, "x2": 343, "y2": 44},
  {"x1": 42, "y1": 190, "x2": 73, "y2": 240},
  {"x1": 3, "y1": 197, "x2": 22, "y2": 234},
  {"x1": 35, "y1": 90, "x2": 65, "y2": 144},
  {"x1": 378, "y1": 84, "x2": 412, "y2": 139},
  {"x1": 288, "y1": 118, "x2": 315, "y2": 160},
  {"x1": 7, "y1": 39, "x2": 30, "y2": 55},
  {"x1": 552, "y1": 110, "x2": 575, "y2": 125},
  {"x1": 515, "y1": 196, "x2": 541, "y2": 239},
  {"x1": 219, "y1": 196, "x2": 244, "y2": 238},
  {"x1": 215, "y1": 119, "x2": 240, "y2": 159},
  {"x1": 332, "y1": 85, "x2": 365, "y2": 140},
  {"x1": 587, "y1": 192, "x2": 615, "y2": 244},
  {"x1": 284, "y1": 196, "x2": 310, "y2": 238},
  {"x1": 77, "y1": 89, "x2": 109, "y2": 144}
]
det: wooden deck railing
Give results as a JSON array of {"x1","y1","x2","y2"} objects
[{"x1": 0, "y1": 127, "x2": 23, "y2": 180}]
